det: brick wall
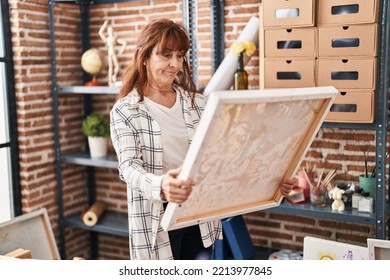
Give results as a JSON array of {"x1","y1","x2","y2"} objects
[
  {"x1": 9, "y1": 0, "x2": 55, "y2": 239},
  {"x1": 9, "y1": 0, "x2": 386, "y2": 260}
]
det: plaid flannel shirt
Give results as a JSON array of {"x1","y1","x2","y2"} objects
[{"x1": 110, "y1": 86, "x2": 222, "y2": 260}]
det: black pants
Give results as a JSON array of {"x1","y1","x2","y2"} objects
[{"x1": 168, "y1": 225, "x2": 211, "y2": 260}]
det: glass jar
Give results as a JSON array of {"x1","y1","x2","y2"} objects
[{"x1": 310, "y1": 186, "x2": 327, "y2": 207}]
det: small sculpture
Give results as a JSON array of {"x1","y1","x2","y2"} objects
[
  {"x1": 99, "y1": 20, "x2": 127, "y2": 86},
  {"x1": 329, "y1": 187, "x2": 345, "y2": 212}
]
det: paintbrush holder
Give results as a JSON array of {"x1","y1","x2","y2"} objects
[
  {"x1": 310, "y1": 186, "x2": 327, "y2": 207},
  {"x1": 359, "y1": 175, "x2": 376, "y2": 199}
]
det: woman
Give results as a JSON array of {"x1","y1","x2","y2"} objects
[{"x1": 110, "y1": 18, "x2": 294, "y2": 260}]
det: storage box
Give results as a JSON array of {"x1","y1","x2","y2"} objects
[
  {"x1": 317, "y1": 58, "x2": 376, "y2": 89},
  {"x1": 264, "y1": 27, "x2": 316, "y2": 58},
  {"x1": 325, "y1": 90, "x2": 375, "y2": 123},
  {"x1": 317, "y1": 0, "x2": 379, "y2": 26},
  {"x1": 263, "y1": 0, "x2": 315, "y2": 27},
  {"x1": 318, "y1": 24, "x2": 377, "y2": 57},
  {"x1": 262, "y1": 59, "x2": 316, "y2": 88}
]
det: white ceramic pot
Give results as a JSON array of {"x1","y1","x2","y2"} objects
[{"x1": 87, "y1": 136, "x2": 108, "y2": 158}]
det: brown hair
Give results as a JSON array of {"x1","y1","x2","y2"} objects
[{"x1": 118, "y1": 18, "x2": 197, "y2": 101}]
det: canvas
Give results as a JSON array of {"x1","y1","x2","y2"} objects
[
  {"x1": 161, "y1": 86, "x2": 338, "y2": 231},
  {"x1": 0, "y1": 208, "x2": 60, "y2": 260},
  {"x1": 367, "y1": 238, "x2": 390, "y2": 260},
  {"x1": 303, "y1": 236, "x2": 368, "y2": 260}
]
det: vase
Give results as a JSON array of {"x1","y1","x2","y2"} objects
[
  {"x1": 233, "y1": 52, "x2": 248, "y2": 90},
  {"x1": 88, "y1": 136, "x2": 108, "y2": 158},
  {"x1": 359, "y1": 174, "x2": 376, "y2": 199}
]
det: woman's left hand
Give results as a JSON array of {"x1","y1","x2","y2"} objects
[{"x1": 279, "y1": 178, "x2": 296, "y2": 197}]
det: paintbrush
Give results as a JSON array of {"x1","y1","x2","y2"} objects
[
  {"x1": 363, "y1": 151, "x2": 368, "y2": 177},
  {"x1": 301, "y1": 167, "x2": 315, "y2": 190},
  {"x1": 315, "y1": 168, "x2": 324, "y2": 194},
  {"x1": 321, "y1": 168, "x2": 338, "y2": 191}
]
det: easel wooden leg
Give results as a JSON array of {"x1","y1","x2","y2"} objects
[{"x1": 212, "y1": 215, "x2": 255, "y2": 260}]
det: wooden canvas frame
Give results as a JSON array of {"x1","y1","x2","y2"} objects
[
  {"x1": 367, "y1": 238, "x2": 390, "y2": 260},
  {"x1": 0, "y1": 208, "x2": 60, "y2": 259},
  {"x1": 161, "y1": 86, "x2": 338, "y2": 231}
]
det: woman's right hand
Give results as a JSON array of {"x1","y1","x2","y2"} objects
[{"x1": 161, "y1": 167, "x2": 195, "y2": 203}]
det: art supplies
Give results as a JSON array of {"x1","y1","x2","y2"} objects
[
  {"x1": 300, "y1": 165, "x2": 338, "y2": 206},
  {"x1": 81, "y1": 201, "x2": 106, "y2": 227}
]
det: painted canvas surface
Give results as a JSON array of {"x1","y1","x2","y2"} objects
[
  {"x1": 161, "y1": 86, "x2": 337, "y2": 231},
  {"x1": 303, "y1": 236, "x2": 368, "y2": 260}
]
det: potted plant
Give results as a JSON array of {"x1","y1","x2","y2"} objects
[{"x1": 82, "y1": 114, "x2": 110, "y2": 158}]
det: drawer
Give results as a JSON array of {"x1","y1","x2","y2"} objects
[
  {"x1": 326, "y1": 90, "x2": 374, "y2": 123},
  {"x1": 263, "y1": 59, "x2": 316, "y2": 88},
  {"x1": 263, "y1": 0, "x2": 315, "y2": 27},
  {"x1": 317, "y1": 0, "x2": 379, "y2": 26},
  {"x1": 264, "y1": 27, "x2": 316, "y2": 58},
  {"x1": 317, "y1": 58, "x2": 376, "y2": 89},
  {"x1": 318, "y1": 24, "x2": 377, "y2": 57}
]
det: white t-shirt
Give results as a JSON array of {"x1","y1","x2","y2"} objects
[{"x1": 144, "y1": 92, "x2": 189, "y2": 173}]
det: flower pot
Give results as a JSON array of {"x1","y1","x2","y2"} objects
[
  {"x1": 87, "y1": 136, "x2": 108, "y2": 158},
  {"x1": 359, "y1": 175, "x2": 376, "y2": 199}
]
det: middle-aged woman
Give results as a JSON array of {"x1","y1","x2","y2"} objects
[{"x1": 110, "y1": 18, "x2": 294, "y2": 260}]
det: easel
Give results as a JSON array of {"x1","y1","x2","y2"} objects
[{"x1": 212, "y1": 215, "x2": 255, "y2": 260}]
